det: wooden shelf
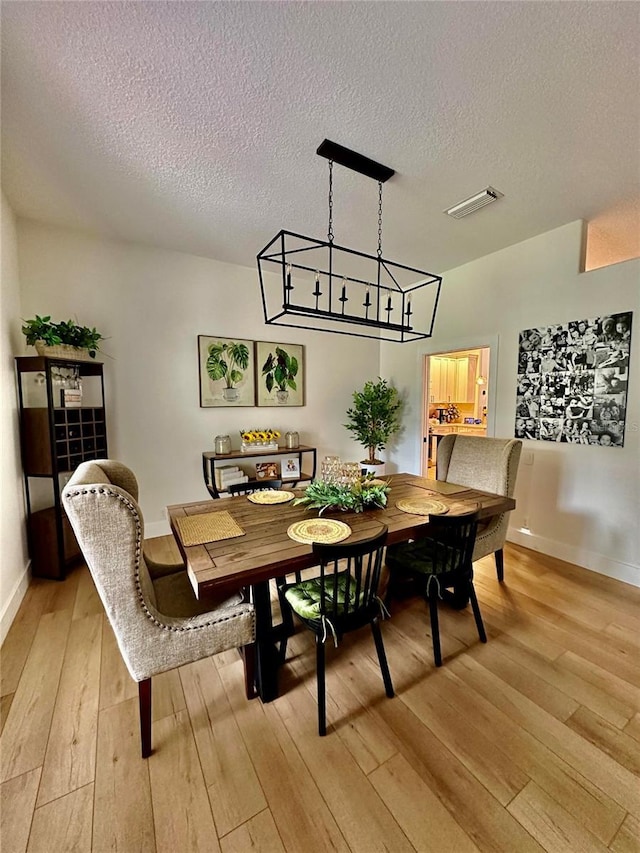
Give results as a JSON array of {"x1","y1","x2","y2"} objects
[{"x1": 202, "y1": 446, "x2": 317, "y2": 499}]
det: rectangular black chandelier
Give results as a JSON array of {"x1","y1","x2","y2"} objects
[{"x1": 257, "y1": 141, "x2": 443, "y2": 343}]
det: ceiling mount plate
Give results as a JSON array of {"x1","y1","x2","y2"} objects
[{"x1": 316, "y1": 139, "x2": 395, "y2": 183}]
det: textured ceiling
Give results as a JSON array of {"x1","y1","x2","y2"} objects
[{"x1": 2, "y1": 1, "x2": 639, "y2": 274}]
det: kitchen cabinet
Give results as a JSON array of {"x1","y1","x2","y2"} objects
[
  {"x1": 428, "y1": 358, "x2": 441, "y2": 402},
  {"x1": 429, "y1": 355, "x2": 477, "y2": 404}
]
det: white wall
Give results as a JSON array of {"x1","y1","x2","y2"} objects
[
  {"x1": 1, "y1": 194, "x2": 30, "y2": 642},
  {"x1": 16, "y1": 221, "x2": 380, "y2": 534},
  {"x1": 381, "y1": 220, "x2": 640, "y2": 586},
  {"x1": 12, "y1": 217, "x2": 640, "y2": 596}
]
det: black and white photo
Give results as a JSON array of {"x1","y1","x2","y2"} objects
[{"x1": 515, "y1": 312, "x2": 632, "y2": 447}]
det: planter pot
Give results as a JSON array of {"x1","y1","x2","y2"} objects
[
  {"x1": 276, "y1": 389, "x2": 289, "y2": 404},
  {"x1": 223, "y1": 387, "x2": 239, "y2": 402},
  {"x1": 361, "y1": 462, "x2": 386, "y2": 477},
  {"x1": 34, "y1": 341, "x2": 93, "y2": 361}
]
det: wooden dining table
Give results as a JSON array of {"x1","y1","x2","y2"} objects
[{"x1": 167, "y1": 472, "x2": 515, "y2": 702}]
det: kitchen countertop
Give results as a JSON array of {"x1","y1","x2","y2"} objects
[{"x1": 431, "y1": 423, "x2": 487, "y2": 435}]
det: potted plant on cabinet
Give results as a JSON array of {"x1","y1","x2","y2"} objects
[
  {"x1": 344, "y1": 377, "x2": 402, "y2": 475},
  {"x1": 261, "y1": 346, "x2": 299, "y2": 403},
  {"x1": 22, "y1": 315, "x2": 104, "y2": 359},
  {"x1": 206, "y1": 341, "x2": 250, "y2": 401}
]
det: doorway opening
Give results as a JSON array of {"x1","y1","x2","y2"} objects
[{"x1": 421, "y1": 347, "x2": 491, "y2": 477}]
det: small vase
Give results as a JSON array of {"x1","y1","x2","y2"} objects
[
  {"x1": 276, "y1": 389, "x2": 289, "y2": 403},
  {"x1": 223, "y1": 387, "x2": 239, "y2": 402}
]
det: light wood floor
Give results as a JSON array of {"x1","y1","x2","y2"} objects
[{"x1": 2, "y1": 541, "x2": 640, "y2": 853}]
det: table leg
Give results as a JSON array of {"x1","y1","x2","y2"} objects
[{"x1": 251, "y1": 580, "x2": 282, "y2": 702}]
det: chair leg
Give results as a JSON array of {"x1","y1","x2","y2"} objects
[
  {"x1": 371, "y1": 618, "x2": 394, "y2": 698},
  {"x1": 495, "y1": 549, "x2": 504, "y2": 582},
  {"x1": 242, "y1": 643, "x2": 257, "y2": 699},
  {"x1": 384, "y1": 572, "x2": 395, "y2": 609},
  {"x1": 468, "y1": 582, "x2": 487, "y2": 644},
  {"x1": 276, "y1": 577, "x2": 294, "y2": 662},
  {"x1": 138, "y1": 678, "x2": 152, "y2": 758},
  {"x1": 427, "y1": 591, "x2": 442, "y2": 667},
  {"x1": 316, "y1": 636, "x2": 327, "y2": 736}
]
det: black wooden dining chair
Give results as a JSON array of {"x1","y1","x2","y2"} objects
[
  {"x1": 227, "y1": 478, "x2": 299, "y2": 657},
  {"x1": 278, "y1": 526, "x2": 393, "y2": 736},
  {"x1": 227, "y1": 479, "x2": 283, "y2": 495},
  {"x1": 385, "y1": 511, "x2": 485, "y2": 667}
]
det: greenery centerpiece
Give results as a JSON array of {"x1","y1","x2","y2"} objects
[
  {"x1": 344, "y1": 377, "x2": 402, "y2": 466},
  {"x1": 22, "y1": 315, "x2": 104, "y2": 359},
  {"x1": 293, "y1": 475, "x2": 390, "y2": 515}
]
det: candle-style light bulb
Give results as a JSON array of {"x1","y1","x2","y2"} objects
[
  {"x1": 363, "y1": 285, "x2": 371, "y2": 319},
  {"x1": 341, "y1": 278, "x2": 347, "y2": 299},
  {"x1": 286, "y1": 263, "x2": 292, "y2": 289},
  {"x1": 404, "y1": 292, "x2": 413, "y2": 328},
  {"x1": 313, "y1": 270, "x2": 322, "y2": 306}
]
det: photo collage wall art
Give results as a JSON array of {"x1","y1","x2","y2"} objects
[{"x1": 515, "y1": 312, "x2": 632, "y2": 447}]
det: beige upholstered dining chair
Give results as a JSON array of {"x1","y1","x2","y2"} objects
[
  {"x1": 62, "y1": 460, "x2": 255, "y2": 758},
  {"x1": 435, "y1": 435, "x2": 522, "y2": 581}
]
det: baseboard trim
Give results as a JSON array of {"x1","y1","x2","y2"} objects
[
  {"x1": 145, "y1": 519, "x2": 171, "y2": 539},
  {"x1": 507, "y1": 527, "x2": 640, "y2": 589},
  {"x1": 1, "y1": 560, "x2": 31, "y2": 644}
]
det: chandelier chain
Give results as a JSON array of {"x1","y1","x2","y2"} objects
[
  {"x1": 377, "y1": 181, "x2": 383, "y2": 258},
  {"x1": 327, "y1": 160, "x2": 334, "y2": 243}
]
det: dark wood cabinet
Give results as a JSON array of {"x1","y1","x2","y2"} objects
[{"x1": 16, "y1": 356, "x2": 108, "y2": 579}]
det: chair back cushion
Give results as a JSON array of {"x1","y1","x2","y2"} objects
[
  {"x1": 63, "y1": 460, "x2": 256, "y2": 683},
  {"x1": 437, "y1": 435, "x2": 522, "y2": 498},
  {"x1": 62, "y1": 460, "x2": 161, "y2": 678}
]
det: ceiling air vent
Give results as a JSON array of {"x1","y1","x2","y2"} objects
[{"x1": 445, "y1": 186, "x2": 504, "y2": 219}]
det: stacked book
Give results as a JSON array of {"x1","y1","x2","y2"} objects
[{"x1": 214, "y1": 465, "x2": 249, "y2": 492}]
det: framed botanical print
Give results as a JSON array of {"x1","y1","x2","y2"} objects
[
  {"x1": 256, "y1": 341, "x2": 305, "y2": 407},
  {"x1": 198, "y1": 336, "x2": 256, "y2": 407}
]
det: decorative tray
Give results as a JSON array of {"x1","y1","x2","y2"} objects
[
  {"x1": 247, "y1": 490, "x2": 296, "y2": 505},
  {"x1": 287, "y1": 518, "x2": 352, "y2": 545}
]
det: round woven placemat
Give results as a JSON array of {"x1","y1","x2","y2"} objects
[
  {"x1": 247, "y1": 490, "x2": 295, "y2": 505},
  {"x1": 396, "y1": 498, "x2": 449, "y2": 516},
  {"x1": 287, "y1": 518, "x2": 352, "y2": 545}
]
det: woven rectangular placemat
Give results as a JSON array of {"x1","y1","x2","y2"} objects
[{"x1": 175, "y1": 510, "x2": 245, "y2": 546}]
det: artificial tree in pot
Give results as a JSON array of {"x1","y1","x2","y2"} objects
[{"x1": 344, "y1": 377, "x2": 401, "y2": 473}]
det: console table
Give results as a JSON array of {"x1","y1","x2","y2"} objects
[{"x1": 202, "y1": 445, "x2": 317, "y2": 498}]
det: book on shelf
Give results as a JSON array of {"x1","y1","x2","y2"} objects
[
  {"x1": 255, "y1": 461, "x2": 280, "y2": 480},
  {"x1": 214, "y1": 465, "x2": 244, "y2": 490},
  {"x1": 60, "y1": 388, "x2": 82, "y2": 408},
  {"x1": 220, "y1": 475, "x2": 249, "y2": 489}
]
